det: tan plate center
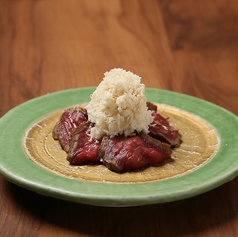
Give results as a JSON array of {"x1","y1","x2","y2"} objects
[{"x1": 23, "y1": 104, "x2": 220, "y2": 184}]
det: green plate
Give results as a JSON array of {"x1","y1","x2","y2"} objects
[{"x1": 0, "y1": 87, "x2": 237, "y2": 206}]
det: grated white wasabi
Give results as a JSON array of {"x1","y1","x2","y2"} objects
[{"x1": 85, "y1": 68, "x2": 153, "y2": 140}]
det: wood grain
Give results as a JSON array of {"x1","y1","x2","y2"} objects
[{"x1": 0, "y1": 0, "x2": 238, "y2": 236}]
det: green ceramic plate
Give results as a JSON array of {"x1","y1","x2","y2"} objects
[{"x1": 0, "y1": 87, "x2": 237, "y2": 206}]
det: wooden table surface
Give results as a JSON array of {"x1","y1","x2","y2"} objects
[{"x1": 1, "y1": 0, "x2": 238, "y2": 236}]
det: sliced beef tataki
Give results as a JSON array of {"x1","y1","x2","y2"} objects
[
  {"x1": 52, "y1": 107, "x2": 88, "y2": 152},
  {"x1": 99, "y1": 132, "x2": 172, "y2": 172},
  {"x1": 67, "y1": 122, "x2": 101, "y2": 165}
]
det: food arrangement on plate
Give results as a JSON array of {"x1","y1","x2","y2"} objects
[
  {"x1": 1, "y1": 66, "x2": 236, "y2": 205},
  {"x1": 53, "y1": 68, "x2": 181, "y2": 172}
]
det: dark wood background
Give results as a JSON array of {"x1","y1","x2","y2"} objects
[{"x1": 0, "y1": 0, "x2": 238, "y2": 236}]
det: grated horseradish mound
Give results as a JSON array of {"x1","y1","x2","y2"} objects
[{"x1": 85, "y1": 68, "x2": 153, "y2": 140}]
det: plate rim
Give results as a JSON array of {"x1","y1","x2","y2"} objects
[{"x1": 0, "y1": 87, "x2": 237, "y2": 206}]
